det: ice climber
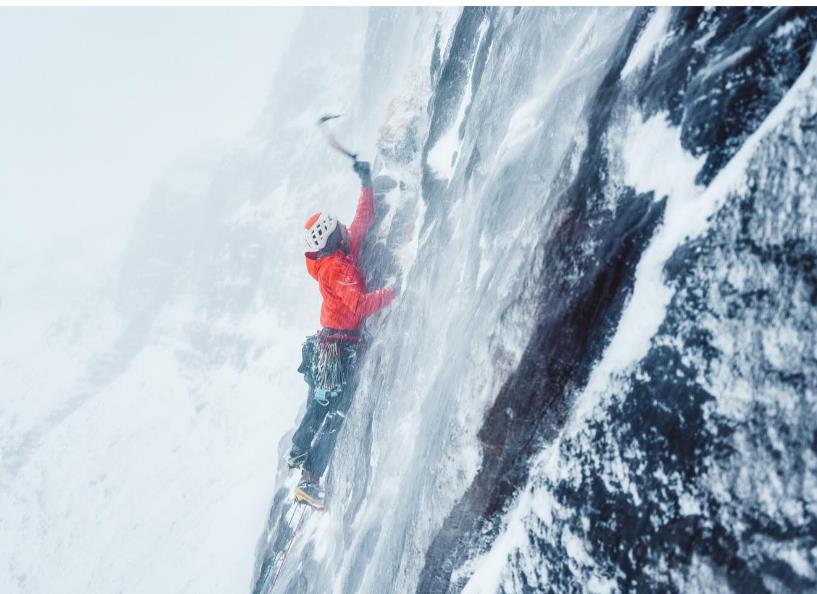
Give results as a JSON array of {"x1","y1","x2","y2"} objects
[{"x1": 289, "y1": 160, "x2": 396, "y2": 509}]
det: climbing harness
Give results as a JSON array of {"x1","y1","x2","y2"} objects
[{"x1": 298, "y1": 329, "x2": 359, "y2": 406}]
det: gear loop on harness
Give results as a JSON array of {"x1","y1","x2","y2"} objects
[{"x1": 298, "y1": 328, "x2": 359, "y2": 404}]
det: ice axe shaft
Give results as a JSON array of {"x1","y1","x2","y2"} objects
[{"x1": 316, "y1": 114, "x2": 357, "y2": 162}]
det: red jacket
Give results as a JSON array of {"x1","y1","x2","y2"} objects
[{"x1": 305, "y1": 186, "x2": 395, "y2": 330}]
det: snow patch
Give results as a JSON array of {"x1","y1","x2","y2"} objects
[
  {"x1": 571, "y1": 47, "x2": 817, "y2": 429},
  {"x1": 779, "y1": 546, "x2": 816, "y2": 580},
  {"x1": 457, "y1": 488, "x2": 534, "y2": 594},
  {"x1": 572, "y1": 114, "x2": 703, "y2": 423},
  {"x1": 773, "y1": 17, "x2": 806, "y2": 41},
  {"x1": 427, "y1": 122, "x2": 463, "y2": 180},
  {"x1": 562, "y1": 529, "x2": 616, "y2": 593},
  {"x1": 696, "y1": 46, "x2": 753, "y2": 82},
  {"x1": 562, "y1": 528, "x2": 593, "y2": 568},
  {"x1": 622, "y1": 112, "x2": 704, "y2": 202},
  {"x1": 678, "y1": 492, "x2": 702, "y2": 516}
]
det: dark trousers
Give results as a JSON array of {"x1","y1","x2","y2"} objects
[{"x1": 291, "y1": 383, "x2": 354, "y2": 479}]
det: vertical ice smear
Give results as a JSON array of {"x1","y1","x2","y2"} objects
[
  {"x1": 492, "y1": 13, "x2": 599, "y2": 168},
  {"x1": 435, "y1": 7, "x2": 465, "y2": 65},
  {"x1": 620, "y1": 7, "x2": 671, "y2": 79},
  {"x1": 269, "y1": 7, "x2": 634, "y2": 594},
  {"x1": 426, "y1": 18, "x2": 489, "y2": 180}
]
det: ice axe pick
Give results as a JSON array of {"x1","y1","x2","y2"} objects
[{"x1": 316, "y1": 114, "x2": 358, "y2": 162}]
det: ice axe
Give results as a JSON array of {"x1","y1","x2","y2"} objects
[{"x1": 316, "y1": 114, "x2": 358, "y2": 163}]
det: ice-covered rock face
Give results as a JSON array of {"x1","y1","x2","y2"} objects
[
  {"x1": 14, "y1": 6, "x2": 807, "y2": 594},
  {"x1": 414, "y1": 7, "x2": 817, "y2": 594},
  {"x1": 261, "y1": 7, "x2": 817, "y2": 594}
]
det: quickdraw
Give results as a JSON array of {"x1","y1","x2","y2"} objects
[{"x1": 299, "y1": 332, "x2": 358, "y2": 405}]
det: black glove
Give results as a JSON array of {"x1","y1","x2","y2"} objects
[{"x1": 353, "y1": 160, "x2": 372, "y2": 186}]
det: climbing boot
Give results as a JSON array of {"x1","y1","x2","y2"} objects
[{"x1": 294, "y1": 474, "x2": 325, "y2": 510}]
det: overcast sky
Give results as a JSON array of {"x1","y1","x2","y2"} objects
[{"x1": 0, "y1": 7, "x2": 302, "y2": 284}]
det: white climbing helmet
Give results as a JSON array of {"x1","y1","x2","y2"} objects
[{"x1": 304, "y1": 211, "x2": 338, "y2": 252}]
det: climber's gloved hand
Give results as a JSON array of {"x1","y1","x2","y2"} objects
[
  {"x1": 353, "y1": 160, "x2": 372, "y2": 187},
  {"x1": 380, "y1": 286, "x2": 398, "y2": 308}
]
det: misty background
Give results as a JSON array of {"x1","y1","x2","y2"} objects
[
  {"x1": 0, "y1": 8, "x2": 319, "y2": 593},
  {"x1": 0, "y1": 7, "x2": 301, "y2": 309}
]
